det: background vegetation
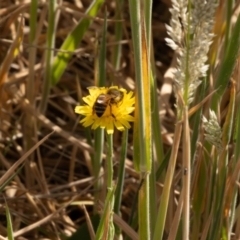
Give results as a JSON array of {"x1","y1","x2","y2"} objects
[{"x1": 0, "y1": 0, "x2": 240, "y2": 240}]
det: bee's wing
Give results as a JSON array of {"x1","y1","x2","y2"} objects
[
  {"x1": 105, "y1": 95, "x2": 113, "y2": 101},
  {"x1": 87, "y1": 86, "x2": 99, "y2": 90},
  {"x1": 87, "y1": 86, "x2": 107, "y2": 94}
]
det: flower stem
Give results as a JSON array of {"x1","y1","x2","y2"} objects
[
  {"x1": 107, "y1": 134, "x2": 113, "y2": 190},
  {"x1": 106, "y1": 133, "x2": 115, "y2": 238},
  {"x1": 95, "y1": 133, "x2": 115, "y2": 240},
  {"x1": 114, "y1": 129, "x2": 127, "y2": 209},
  {"x1": 114, "y1": 129, "x2": 128, "y2": 237}
]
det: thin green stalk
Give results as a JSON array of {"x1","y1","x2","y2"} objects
[
  {"x1": 224, "y1": 0, "x2": 233, "y2": 50},
  {"x1": 106, "y1": 134, "x2": 114, "y2": 239},
  {"x1": 138, "y1": 174, "x2": 150, "y2": 239},
  {"x1": 191, "y1": 145, "x2": 207, "y2": 240},
  {"x1": 190, "y1": 78, "x2": 206, "y2": 160},
  {"x1": 156, "y1": 149, "x2": 171, "y2": 181},
  {"x1": 183, "y1": 0, "x2": 192, "y2": 105},
  {"x1": 106, "y1": 134, "x2": 114, "y2": 190},
  {"x1": 144, "y1": 0, "x2": 152, "y2": 48},
  {"x1": 231, "y1": 92, "x2": 240, "y2": 236},
  {"x1": 126, "y1": 181, "x2": 142, "y2": 240},
  {"x1": 149, "y1": 158, "x2": 156, "y2": 237},
  {"x1": 173, "y1": 2, "x2": 191, "y2": 237},
  {"x1": 98, "y1": 11, "x2": 107, "y2": 88},
  {"x1": 153, "y1": 122, "x2": 182, "y2": 240},
  {"x1": 114, "y1": 130, "x2": 128, "y2": 237},
  {"x1": 233, "y1": 95, "x2": 240, "y2": 161},
  {"x1": 95, "y1": 134, "x2": 115, "y2": 240},
  {"x1": 93, "y1": 128, "x2": 104, "y2": 207},
  {"x1": 25, "y1": 0, "x2": 38, "y2": 186},
  {"x1": 95, "y1": 185, "x2": 116, "y2": 240},
  {"x1": 151, "y1": 72, "x2": 164, "y2": 166},
  {"x1": 111, "y1": 2, "x2": 127, "y2": 236},
  {"x1": 183, "y1": 106, "x2": 191, "y2": 240},
  {"x1": 93, "y1": 12, "x2": 107, "y2": 210},
  {"x1": 112, "y1": 0, "x2": 124, "y2": 72},
  {"x1": 211, "y1": 14, "x2": 240, "y2": 111},
  {"x1": 39, "y1": 0, "x2": 56, "y2": 114},
  {"x1": 150, "y1": 70, "x2": 163, "y2": 236},
  {"x1": 106, "y1": 134, "x2": 115, "y2": 240},
  {"x1": 28, "y1": 0, "x2": 37, "y2": 105},
  {"x1": 226, "y1": 174, "x2": 237, "y2": 240},
  {"x1": 221, "y1": 80, "x2": 235, "y2": 148},
  {"x1": 206, "y1": 153, "x2": 218, "y2": 240}
]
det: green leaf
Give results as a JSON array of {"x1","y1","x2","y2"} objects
[{"x1": 51, "y1": 0, "x2": 104, "y2": 85}]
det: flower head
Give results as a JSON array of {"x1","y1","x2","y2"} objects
[
  {"x1": 75, "y1": 86, "x2": 135, "y2": 134},
  {"x1": 203, "y1": 110, "x2": 223, "y2": 152}
]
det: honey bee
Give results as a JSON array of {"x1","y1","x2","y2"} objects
[{"x1": 93, "y1": 88, "x2": 124, "y2": 117}]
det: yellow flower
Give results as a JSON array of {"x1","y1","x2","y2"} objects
[{"x1": 75, "y1": 86, "x2": 135, "y2": 134}]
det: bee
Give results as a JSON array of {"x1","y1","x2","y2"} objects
[{"x1": 93, "y1": 88, "x2": 124, "y2": 117}]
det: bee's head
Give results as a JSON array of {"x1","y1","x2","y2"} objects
[{"x1": 107, "y1": 89, "x2": 124, "y2": 103}]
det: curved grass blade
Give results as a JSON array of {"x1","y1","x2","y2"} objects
[{"x1": 51, "y1": 0, "x2": 104, "y2": 85}]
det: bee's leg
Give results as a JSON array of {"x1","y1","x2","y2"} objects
[{"x1": 110, "y1": 104, "x2": 116, "y2": 119}]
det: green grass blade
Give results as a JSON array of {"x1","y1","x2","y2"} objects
[
  {"x1": 149, "y1": 159, "x2": 156, "y2": 236},
  {"x1": 105, "y1": 134, "x2": 115, "y2": 239},
  {"x1": 130, "y1": 0, "x2": 145, "y2": 172},
  {"x1": 153, "y1": 122, "x2": 182, "y2": 240},
  {"x1": 212, "y1": 14, "x2": 240, "y2": 110},
  {"x1": 6, "y1": 204, "x2": 14, "y2": 240},
  {"x1": 151, "y1": 72, "x2": 164, "y2": 166},
  {"x1": 190, "y1": 78, "x2": 206, "y2": 157},
  {"x1": 93, "y1": 12, "x2": 107, "y2": 209},
  {"x1": 39, "y1": 0, "x2": 57, "y2": 114},
  {"x1": 112, "y1": 0, "x2": 124, "y2": 73},
  {"x1": 144, "y1": 0, "x2": 152, "y2": 48},
  {"x1": 114, "y1": 129, "x2": 128, "y2": 236},
  {"x1": 95, "y1": 186, "x2": 116, "y2": 240},
  {"x1": 222, "y1": 80, "x2": 235, "y2": 147},
  {"x1": 129, "y1": 0, "x2": 152, "y2": 239},
  {"x1": 234, "y1": 94, "x2": 240, "y2": 161},
  {"x1": 27, "y1": 0, "x2": 37, "y2": 104},
  {"x1": 224, "y1": 0, "x2": 233, "y2": 50},
  {"x1": 155, "y1": 149, "x2": 171, "y2": 181},
  {"x1": 51, "y1": 0, "x2": 104, "y2": 85}
]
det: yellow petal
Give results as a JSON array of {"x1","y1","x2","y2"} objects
[{"x1": 114, "y1": 121, "x2": 125, "y2": 131}]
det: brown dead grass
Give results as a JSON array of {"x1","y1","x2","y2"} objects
[{"x1": 0, "y1": 0, "x2": 174, "y2": 239}]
